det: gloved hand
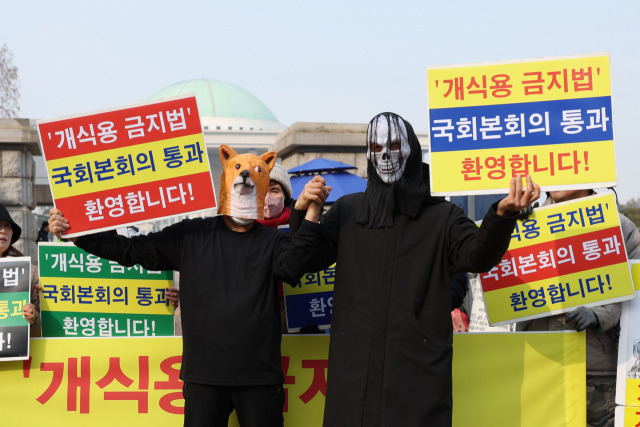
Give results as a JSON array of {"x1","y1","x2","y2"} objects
[
  {"x1": 513, "y1": 202, "x2": 539, "y2": 221},
  {"x1": 565, "y1": 306, "x2": 599, "y2": 331}
]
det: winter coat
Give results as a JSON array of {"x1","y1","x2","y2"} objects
[{"x1": 290, "y1": 194, "x2": 517, "y2": 427}]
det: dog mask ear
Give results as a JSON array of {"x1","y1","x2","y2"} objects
[
  {"x1": 217, "y1": 145, "x2": 237, "y2": 216},
  {"x1": 219, "y1": 145, "x2": 237, "y2": 166},
  {"x1": 260, "y1": 151, "x2": 277, "y2": 173}
]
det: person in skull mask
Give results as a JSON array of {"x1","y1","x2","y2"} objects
[{"x1": 290, "y1": 112, "x2": 540, "y2": 426}]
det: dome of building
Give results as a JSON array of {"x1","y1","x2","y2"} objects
[{"x1": 147, "y1": 78, "x2": 285, "y2": 131}]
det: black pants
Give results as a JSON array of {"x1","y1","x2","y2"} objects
[{"x1": 183, "y1": 382, "x2": 285, "y2": 427}]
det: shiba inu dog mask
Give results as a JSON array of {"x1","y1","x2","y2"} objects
[{"x1": 217, "y1": 145, "x2": 277, "y2": 220}]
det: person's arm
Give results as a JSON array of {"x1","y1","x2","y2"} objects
[
  {"x1": 49, "y1": 208, "x2": 182, "y2": 271},
  {"x1": 273, "y1": 220, "x2": 338, "y2": 284},
  {"x1": 588, "y1": 302, "x2": 621, "y2": 332},
  {"x1": 23, "y1": 266, "x2": 40, "y2": 327},
  {"x1": 450, "y1": 268, "x2": 468, "y2": 310},
  {"x1": 449, "y1": 175, "x2": 540, "y2": 273},
  {"x1": 619, "y1": 213, "x2": 640, "y2": 259},
  {"x1": 274, "y1": 177, "x2": 339, "y2": 283}
]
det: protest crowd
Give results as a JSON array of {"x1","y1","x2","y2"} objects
[{"x1": 3, "y1": 54, "x2": 637, "y2": 427}]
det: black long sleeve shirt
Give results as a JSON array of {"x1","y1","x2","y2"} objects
[{"x1": 76, "y1": 216, "x2": 310, "y2": 386}]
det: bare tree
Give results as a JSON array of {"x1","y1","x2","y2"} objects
[
  {"x1": 0, "y1": 44, "x2": 20, "y2": 118},
  {"x1": 618, "y1": 197, "x2": 640, "y2": 227}
]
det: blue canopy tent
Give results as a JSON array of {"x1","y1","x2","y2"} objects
[{"x1": 288, "y1": 159, "x2": 367, "y2": 204}]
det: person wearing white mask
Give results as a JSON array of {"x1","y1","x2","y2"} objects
[{"x1": 291, "y1": 112, "x2": 541, "y2": 427}]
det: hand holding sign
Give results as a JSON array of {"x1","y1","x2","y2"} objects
[
  {"x1": 48, "y1": 208, "x2": 77, "y2": 242},
  {"x1": 565, "y1": 306, "x2": 599, "y2": 331},
  {"x1": 496, "y1": 175, "x2": 541, "y2": 217}
]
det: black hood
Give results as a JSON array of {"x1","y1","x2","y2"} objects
[{"x1": 357, "y1": 112, "x2": 430, "y2": 228}]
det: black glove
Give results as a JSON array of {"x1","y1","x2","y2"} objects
[
  {"x1": 565, "y1": 306, "x2": 599, "y2": 331},
  {"x1": 513, "y1": 202, "x2": 539, "y2": 221}
]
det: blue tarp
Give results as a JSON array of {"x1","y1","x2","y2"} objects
[
  {"x1": 288, "y1": 158, "x2": 356, "y2": 174},
  {"x1": 290, "y1": 172, "x2": 367, "y2": 203}
]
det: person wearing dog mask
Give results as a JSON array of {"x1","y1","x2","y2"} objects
[
  {"x1": 290, "y1": 112, "x2": 541, "y2": 426},
  {"x1": 48, "y1": 145, "x2": 327, "y2": 427}
]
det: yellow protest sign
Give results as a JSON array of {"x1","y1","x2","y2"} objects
[
  {"x1": 427, "y1": 53, "x2": 615, "y2": 195},
  {"x1": 38, "y1": 243, "x2": 174, "y2": 338},
  {"x1": 479, "y1": 192, "x2": 634, "y2": 325},
  {"x1": 37, "y1": 95, "x2": 217, "y2": 237}
]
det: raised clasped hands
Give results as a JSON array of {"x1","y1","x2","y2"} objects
[{"x1": 294, "y1": 175, "x2": 332, "y2": 222}]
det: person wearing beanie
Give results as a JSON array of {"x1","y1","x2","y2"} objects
[
  {"x1": 258, "y1": 162, "x2": 293, "y2": 229},
  {"x1": 0, "y1": 203, "x2": 41, "y2": 336},
  {"x1": 257, "y1": 162, "x2": 294, "y2": 334}
]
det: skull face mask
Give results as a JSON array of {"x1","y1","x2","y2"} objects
[{"x1": 366, "y1": 114, "x2": 411, "y2": 184}]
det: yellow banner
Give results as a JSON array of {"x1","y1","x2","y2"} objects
[
  {"x1": 430, "y1": 140, "x2": 616, "y2": 194},
  {"x1": 428, "y1": 54, "x2": 610, "y2": 108},
  {"x1": 0, "y1": 333, "x2": 584, "y2": 426},
  {"x1": 47, "y1": 135, "x2": 209, "y2": 199},
  {"x1": 452, "y1": 332, "x2": 585, "y2": 427}
]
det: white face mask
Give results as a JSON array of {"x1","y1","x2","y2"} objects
[
  {"x1": 264, "y1": 192, "x2": 285, "y2": 219},
  {"x1": 230, "y1": 216, "x2": 254, "y2": 226},
  {"x1": 366, "y1": 116, "x2": 411, "y2": 183}
]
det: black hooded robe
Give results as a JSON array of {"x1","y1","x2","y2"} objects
[
  {"x1": 289, "y1": 113, "x2": 518, "y2": 427},
  {"x1": 291, "y1": 191, "x2": 515, "y2": 426}
]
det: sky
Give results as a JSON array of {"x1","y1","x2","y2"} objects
[{"x1": 2, "y1": 0, "x2": 639, "y2": 202}]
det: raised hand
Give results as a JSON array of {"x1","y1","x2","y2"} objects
[
  {"x1": 294, "y1": 175, "x2": 332, "y2": 211},
  {"x1": 48, "y1": 208, "x2": 77, "y2": 242},
  {"x1": 496, "y1": 175, "x2": 541, "y2": 217}
]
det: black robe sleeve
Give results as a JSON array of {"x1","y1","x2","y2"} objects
[
  {"x1": 449, "y1": 267, "x2": 469, "y2": 310},
  {"x1": 447, "y1": 201, "x2": 517, "y2": 273},
  {"x1": 287, "y1": 205, "x2": 340, "y2": 275}
]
